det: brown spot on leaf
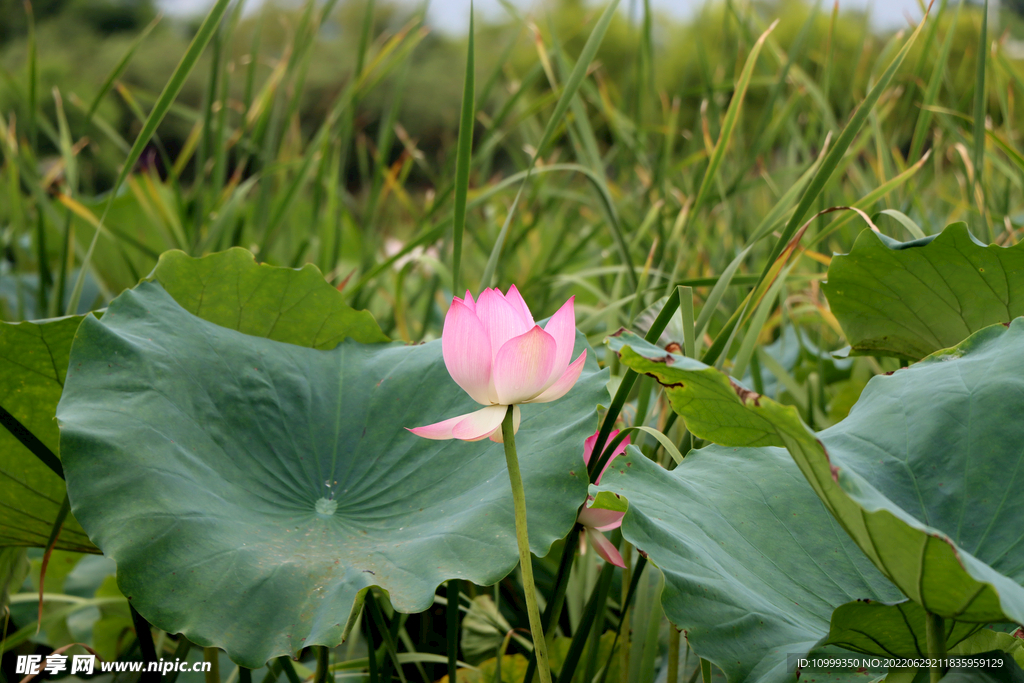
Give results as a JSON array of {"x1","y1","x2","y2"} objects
[
  {"x1": 645, "y1": 371, "x2": 684, "y2": 388},
  {"x1": 819, "y1": 440, "x2": 842, "y2": 483},
  {"x1": 664, "y1": 342, "x2": 683, "y2": 354},
  {"x1": 731, "y1": 381, "x2": 761, "y2": 406}
]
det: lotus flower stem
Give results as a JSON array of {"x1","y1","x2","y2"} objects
[
  {"x1": 501, "y1": 405, "x2": 552, "y2": 683},
  {"x1": 924, "y1": 612, "x2": 946, "y2": 683},
  {"x1": 522, "y1": 525, "x2": 580, "y2": 683}
]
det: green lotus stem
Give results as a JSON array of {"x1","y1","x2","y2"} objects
[
  {"x1": 203, "y1": 648, "x2": 220, "y2": 683},
  {"x1": 925, "y1": 612, "x2": 946, "y2": 683},
  {"x1": 667, "y1": 626, "x2": 681, "y2": 683},
  {"x1": 313, "y1": 646, "x2": 330, "y2": 683},
  {"x1": 501, "y1": 405, "x2": 552, "y2": 683}
]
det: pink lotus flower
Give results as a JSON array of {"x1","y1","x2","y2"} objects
[
  {"x1": 409, "y1": 286, "x2": 587, "y2": 442},
  {"x1": 577, "y1": 430, "x2": 628, "y2": 567}
]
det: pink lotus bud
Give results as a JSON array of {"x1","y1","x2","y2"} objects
[{"x1": 576, "y1": 430, "x2": 628, "y2": 567}]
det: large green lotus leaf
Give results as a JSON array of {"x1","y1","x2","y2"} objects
[
  {"x1": 951, "y1": 630, "x2": 1024, "y2": 668},
  {"x1": 149, "y1": 248, "x2": 388, "y2": 347},
  {"x1": 821, "y1": 224, "x2": 1024, "y2": 359},
  {"x1": 593, "y1": 443, "x2": 902, "y2": 683},
  {"x1": 0, "y1": 547, "x2": 30, "y2": 610},
  {"x1": 826, "y1": 600, "x2": 982, "y2": 657},
  {"x1": 0, "y1": 316, "x2": 96, "y2": 552},
  {"x1": 0, "y1": 250, "x2": 385, "y2": 552},
  {"x1": 57, "y1": 282, "x2": 604, "y2": 667},
  {"x1": 608, "y1": 327, "x2": 1024, "y2": 625}
]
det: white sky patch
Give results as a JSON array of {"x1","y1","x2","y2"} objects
[{"x1": 156, "y1": 0, "x2": 927, "y2": 33}]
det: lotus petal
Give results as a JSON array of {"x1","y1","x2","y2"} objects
[
  {"x1": 527, "y1": 352, "x2": 587, "y2": 404},
  {"x1": 585, "y1": 527, "x2": 624, "y2": 567},
  {"x1": 442, "y1": 299, "x2": 493, "y2": 405},
  {"x1": 477, "y1": 288, "x2": 533, "y2": 357},
  {"x1": 541, "y1": 297, "x2": 577, "y2": 386},
  {"x1": 577, "y1": 504, "x2": 624, "y2": 531},
  {"x1": 451, "y1": 405, "x2": 510, "y2": 441},
  {"x1": 493, "y1": 326, "x2": 558, "y2": 405},
  {"x1": 504, "y1": 285, "x2": 535, "y2": 327}
]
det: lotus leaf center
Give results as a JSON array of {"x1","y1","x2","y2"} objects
[{"x1": 314, "y1": 497, "x2": 337, "y2": 516}]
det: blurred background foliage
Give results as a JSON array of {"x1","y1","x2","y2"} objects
[
  {"x1": 1, "y1": 0, "x2": 1018, "y2": 191},
  {"x1": 1, "y1": 0, "x2": 1018, "y2": 415}
]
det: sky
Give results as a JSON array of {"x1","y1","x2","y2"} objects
[{"x1": 156, "y1": 0, "x2": 928, "y2": 33}]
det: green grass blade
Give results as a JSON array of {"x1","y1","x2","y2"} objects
[
  {"x1": 692, "y1": 245, "x2": 751, "y2": 349},
  {"x1": 700, "y1": 659, "x2": 713, "y2": 683},
  {"x1": 193, "y1": 11, "x2": 225, "y2": 239},
  {"x1": 730, "y1": 262, "x2": 793, "y2": 378},
  {"x1": 108, "y1": 0, "x2": 230, "y2": 201},
  {"x1": 972, "y1": 0, "x2": 990, "y2": 238},
  {"x1": 37, "y1": 494, "x2": 71, "y2": 625},
  {"x1": 726, "y1": 1, "x2": 818, "y2": 194},
  {"x1": 689, "y1": 141, "x2": 828, "y2": 353},
  {"x1": 761, "y1": 9, "x2": 930, "y2": 270},
  {"x1": 589, "y1": 287, "x2": 682, "y2": 479},
  {"x1": 451, "y1": 4, "x2": 475, "y2": 297},
  {"x1": 678, "y1": 286, "x2": 696, "y2": 359},
  {"x1": 85, "y1": 13, "x2": 162, "y2": 124},
  {"x1": 548, "y1": 27, "x2": 603, "y2": 173},
  {"x1": 876, "y1": 209, "x2": 927, "y2": 239},
  {"x1": 52, "y1": 89, "x2": 76, "y2": 194},
  {"x1": 823, "y1": 0, "x2": 838, "y2": 104},
  {"x1": 65, "y1": 0, "x2": 234, "y2": 316},
  {"x1": 51, "y1": 89, "x2": 77, "y2": 318},
  {"x1": 691, "y1": 21, "x2": 777, "y2": 214},
  {"x1": 533, "y1": 0, "x2": 623, "y2": 161},
  {"x1": 555, "y1": 562, "x2": 615, "y2": 683},
  {"x1": 807, "y1": 149, "x2": 931, "y2": 245},
  {"x1": 479, "y1": 0, "x2": 622, "y2": 291},
  {"x1": 909, "y1": 0, "x2": 961, "y2": 162},
  {"x1": 26, "y1": 1, "x2": 37, "y2": 149},
  {"x1": 355, "y1": 0, "x2": 376, "y2": 78},
  {"x1": 748, "y1": 136, "x2": 830, "y2": 243},
  {"x1": 211, "y1": 2, "x2": 244, "y2": 200}
]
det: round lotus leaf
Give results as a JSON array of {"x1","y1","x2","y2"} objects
[
  {"x1": 609, "y1": 323, "x2": 1024, "y2": 625},
  {"x1": 57, "y1": 282, "x2": 604, "y2": 667},
  {"x1": 822, "y1": 224, "x2": 1024, "y2": 360},
  {"x1": 595, "y1": 444, "x2": 901, "y2": 683}
]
